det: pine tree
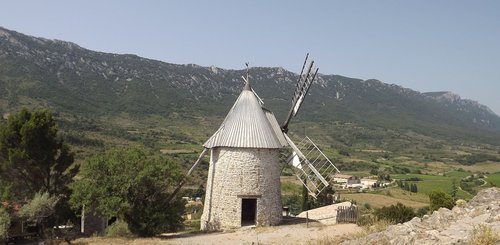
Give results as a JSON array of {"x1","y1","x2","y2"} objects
[{"x1": 0, "y1": 108, "x2": 77, "y2": 200}]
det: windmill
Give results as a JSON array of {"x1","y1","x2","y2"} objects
[{"x1": 168, "y1": 55, "x2": 339, "y2": 231}]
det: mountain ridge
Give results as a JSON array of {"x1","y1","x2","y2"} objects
[{"x1": 1, "y1": 26, "x2": 499, "y2": 148}]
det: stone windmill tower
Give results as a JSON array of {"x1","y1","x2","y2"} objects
[{"x1": 199, "y1": 72, "x2": 287, "y2": 230}]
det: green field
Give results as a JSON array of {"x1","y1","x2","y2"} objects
[
  {"x1": 392, "y1": 172, "x2": 475, "y2": 199},
  {"x1": 486, "y1": 173, "x2": 500, "y2": 187},
  {"x1": 445, "y1": 170, "x2": 471, "y2": 178}
]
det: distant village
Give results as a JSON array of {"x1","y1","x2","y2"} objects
[{"x1": 332, "y1": 173, "x2": 389, "y2": 190}]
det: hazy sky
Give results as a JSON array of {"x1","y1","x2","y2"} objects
[{"x1": 1, "y1": 1, "x2": 499, "y2": 115}]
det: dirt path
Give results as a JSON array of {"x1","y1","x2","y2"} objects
[
  {"x1": 73, "y1": 204, "x2": 362, "y2": 244},
  {"x1": 166, "y1": 222, "x2": 361, "y2": 245},
  {"x1": 73, "y1": 221, "x2": 361, "y2": 245}
]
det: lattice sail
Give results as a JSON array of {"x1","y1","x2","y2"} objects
[
  {"x1": 281, "y1": 53, "x2": 319, "y2": 132},
  {"x1": 284, "y1": 134, "x2": 340, "y2": 198}
]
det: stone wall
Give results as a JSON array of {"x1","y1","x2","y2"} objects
[{"x1": 201, "y1": 147, "x2": 282, "y2": 230}]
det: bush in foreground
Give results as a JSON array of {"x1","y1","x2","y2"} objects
[{"x1": 106, "y1": 220, "x2": 131, "y2": 237}]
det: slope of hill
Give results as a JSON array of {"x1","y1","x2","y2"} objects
[{"x1": 1, "y1": 26, "x2": 499, "y2": 163}]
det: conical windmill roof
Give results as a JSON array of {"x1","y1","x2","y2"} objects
[{"x1": 204, "y1": 82, "x2": 286, "y2": 149}]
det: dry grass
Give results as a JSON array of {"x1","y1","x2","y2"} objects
[
  {"x1": 467, "y1": 224, "x2": 499, "y2": 245},
  {"x1": 280, "y1": 176, "x2": 303, "y2": 185},
  {"x1": 308, "y1": 218, "x2": 394, "y2": 245},
  {"x1": 66, "y1": 237, "x2": 169, "y2": 245},
  {"x1": 341, "y1": 193, "x2": 428, "y2": 209},
  {"x1": 454, "y1": 161, "x2": 500, "y2": 173},
  {"x1": 307, "y1": 232, "x2": 364, "y2": 245},
  {"x1": 361, "y1": 218, "x2": 393, "y2": 234}
]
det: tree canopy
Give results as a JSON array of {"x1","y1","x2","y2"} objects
[
  {"x1": 0, "y1": 108, "x2": 77, "y2": 200},
  {"x1": 70, "y1": 147, "x2": 185, "y2": 236},
  {"x1": 429, "y1": 190, "x2": 455, "y2": 211}
]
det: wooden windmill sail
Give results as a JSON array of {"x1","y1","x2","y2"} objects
[{"x1": 281, "y1": 54, "x2": 340, "y2": 198}]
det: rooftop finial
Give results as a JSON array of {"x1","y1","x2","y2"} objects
[{"x1": 244, "y1": 62, "x2": 251, "y2": 91}]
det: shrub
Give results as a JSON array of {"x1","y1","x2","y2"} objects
[
  {"x1": 357, "y1": 214, "x2": 376, "y2": 227},
  {"x1": 429, "y1": 190, "x2": 454, "y2": 212},
  {"x1": 405, "y1": 177, "x2": 422, "y2": 181},
  {"x1": 339, "y1": 149, "x2": 351, "y2": 156},
  {"x1": 0, "y1": 207, "x2": 10, "y2": 242},
  {"x1": 282, "y1": 194, "x2": 302, "y2": 215},
  {"x1": 18, "y1": 192, "x2": 59, "y2": 225},
  {"x1": 455, "y1": 199, "x2": 467, "y2": 208},
  {"x1": 467, "y1": 224, "x2": 499, "y2": 245},
  {"x1": 363, "y1": 203, "x2": 372, "y2": 210},
  {"x1": 105, "y1": 220, "x2": 131, "y2": 237},
  {"x1": 416, "y1": 207, "x2": 428, "y2": 217},
  {"x1": 374, "y1": 203, "x2": 416, "y2": 224}
]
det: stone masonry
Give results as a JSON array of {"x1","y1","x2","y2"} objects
[{"x1": 201, "y1": 147, "x2": 282, "y2": 230}]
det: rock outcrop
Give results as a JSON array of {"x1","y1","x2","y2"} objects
[{"x1": 343, "y1": 187, "x2": 500, "y2": 245}]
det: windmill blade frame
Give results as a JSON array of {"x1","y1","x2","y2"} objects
[
  {"x1": 284, "y1": 134, "x2": 340, "y2": 198},
  {"x1": 279, "y1": 54, "x2": 341, "y2": 198},
  {"x1": 281, "y1": 54, "x2": 319, "y2": 132}
]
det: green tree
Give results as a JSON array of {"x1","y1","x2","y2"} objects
[
  {"x1": 374, "y1": 202, "x2": 416, "y2": 224},
  {"x1": 429, "y1": 190, "x2": 454, "y2": 211},
  {"x1": 70, "y1": 147, "x2": 185, "y2": 236},
  {"x1": 0, "y1": 108, "x2": 78, "y2": 200},
  {"x1": 0, "y1": 207, "x2": 10, "y2": 242},
  {"x1": 309, "y1": 185, "x2": 335, "y2": 209},
  {"x1": 408, "y1": 183, "x2": 417, "y2": 193},
  {"x1": 450, "y1": 179, "x2": 458, "y2": 199}
]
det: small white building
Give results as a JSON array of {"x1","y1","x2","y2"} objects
[
  {"x1": 333, "y1": 174, "x2": 360, "y2": 185},
  {"x1": 360, "y1": 178, "x2": 378, "y2": 189}
]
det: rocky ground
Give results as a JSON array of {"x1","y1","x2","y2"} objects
[{"x1": 342, "y1": 187, "x2": 500, "y2": 245}]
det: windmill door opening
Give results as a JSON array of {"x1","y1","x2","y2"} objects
[{"x1": 241, "y1": 198, "x2": 257, "y2": 226}]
